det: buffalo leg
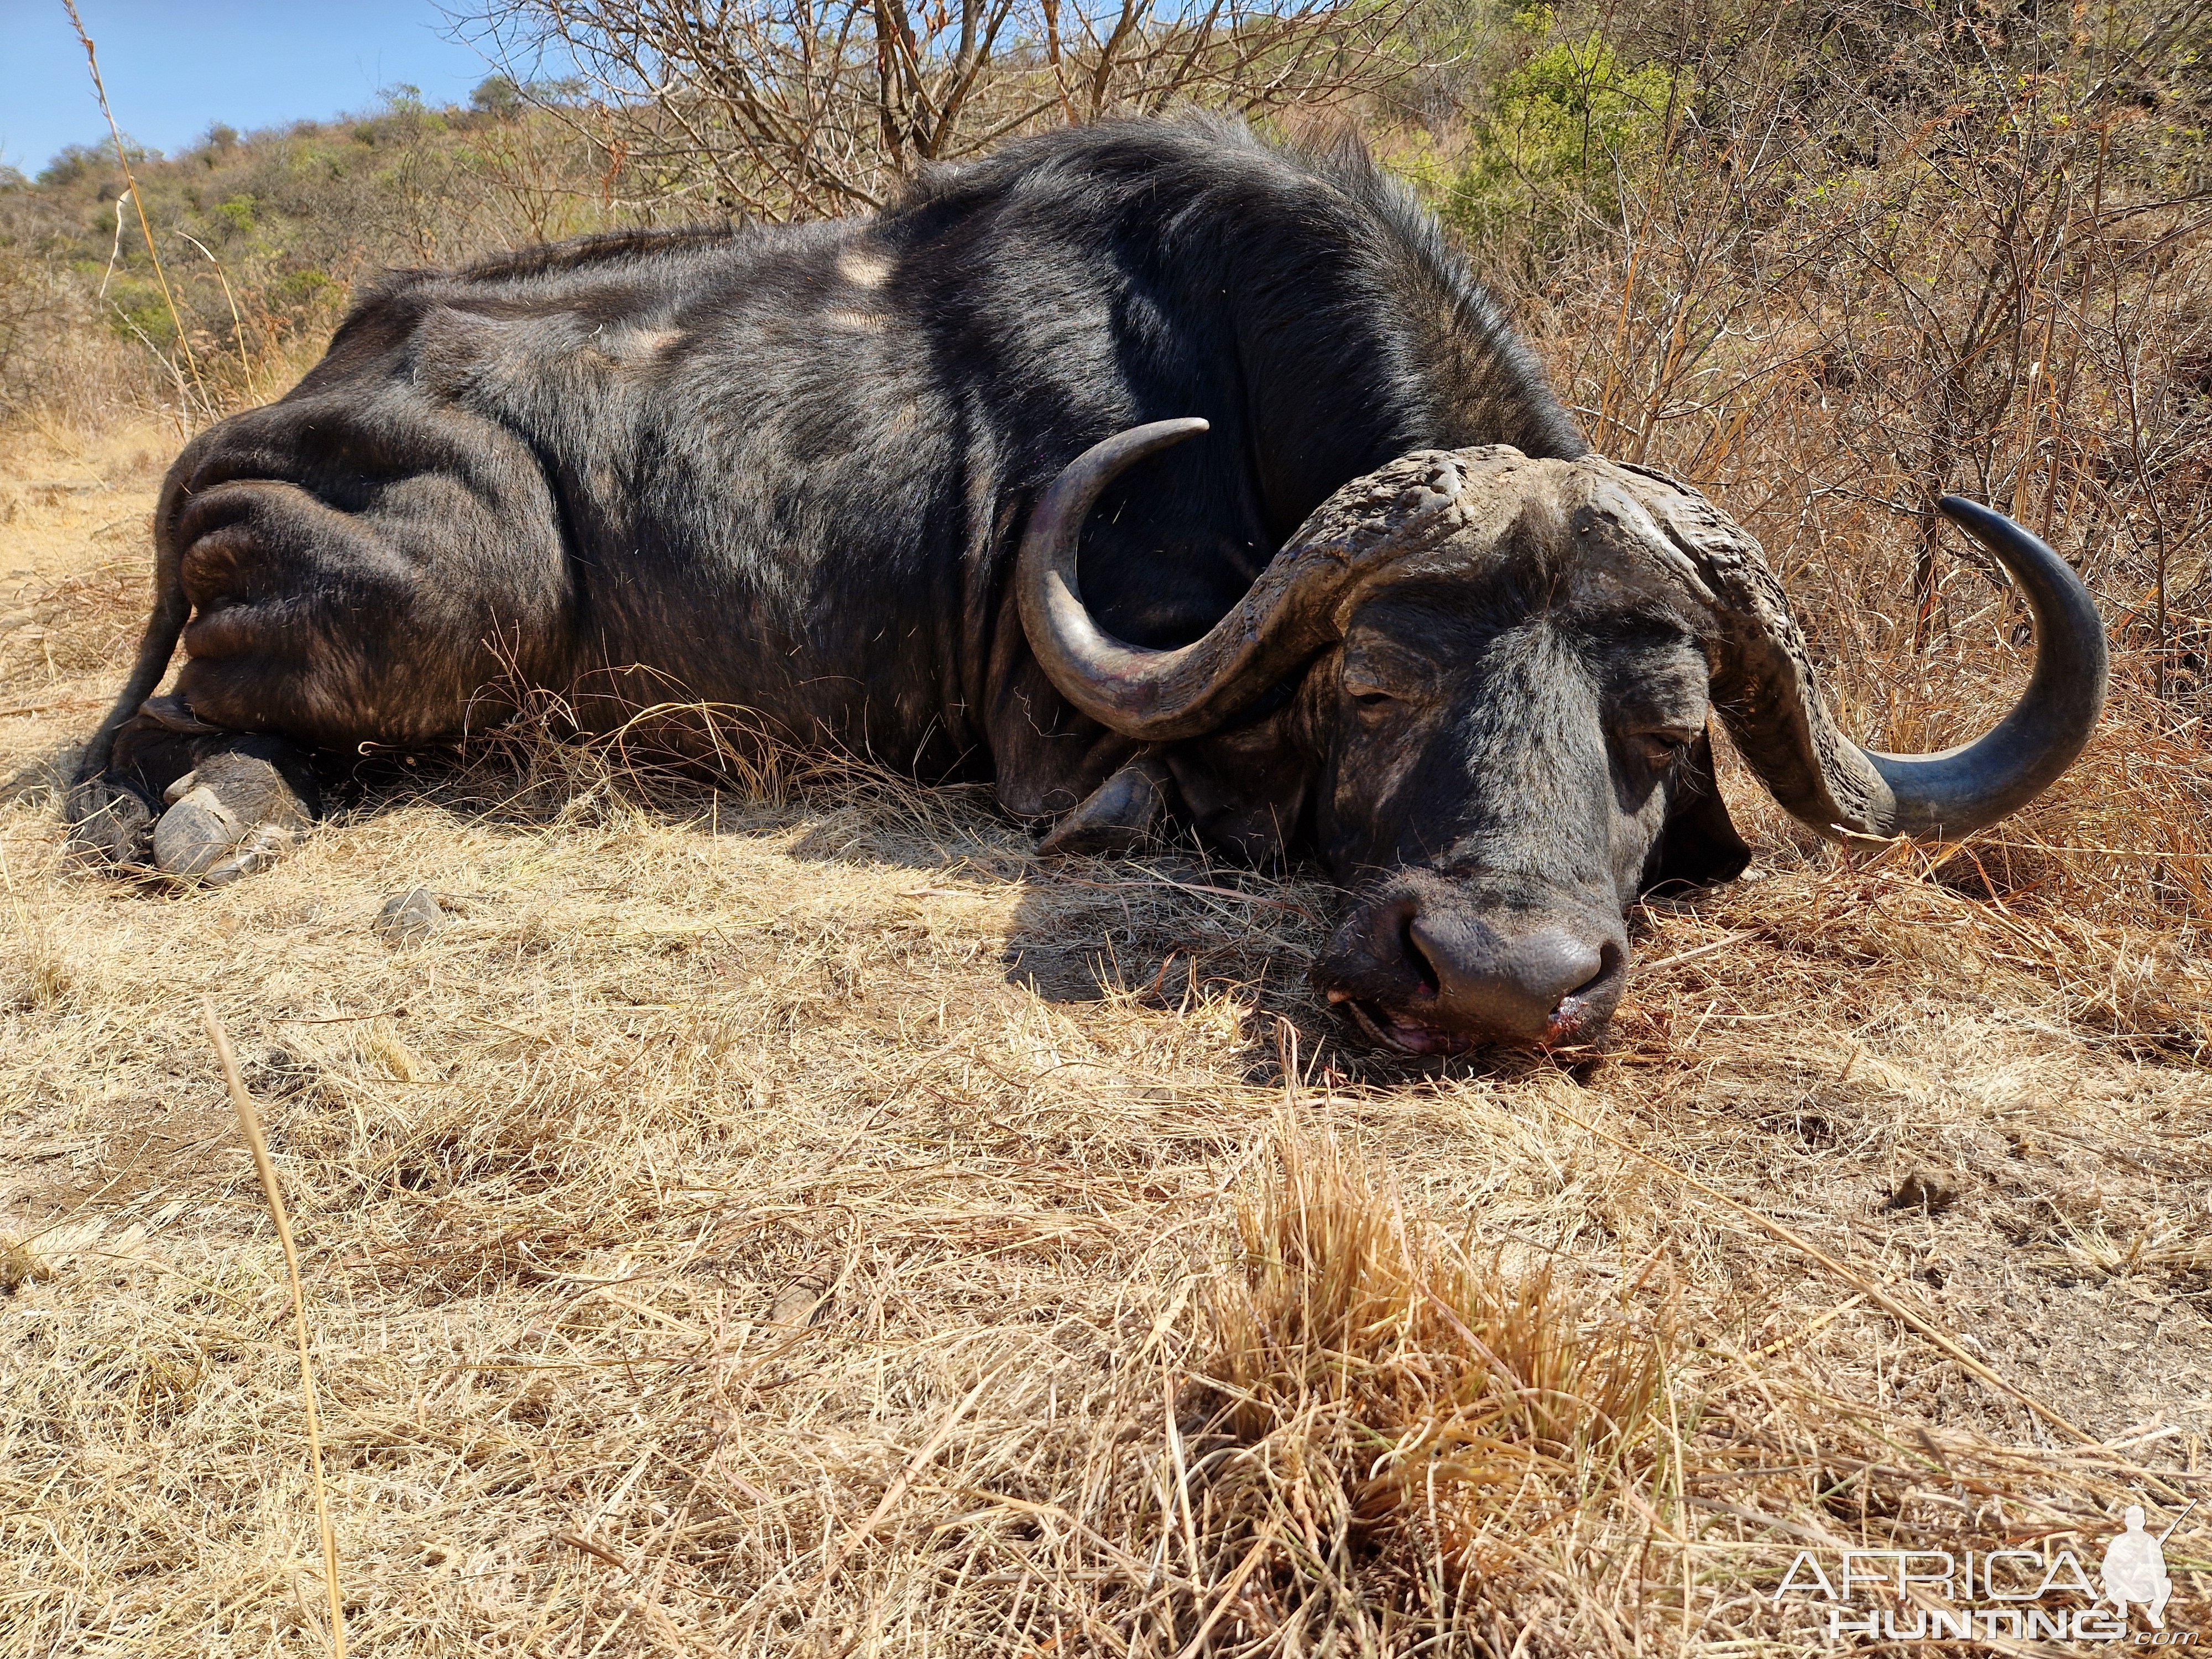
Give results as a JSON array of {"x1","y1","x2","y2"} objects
[
  {"x1": 1039, "y1": 750, "x2": 1173, "y2": 857},
  {"x1": 65, "y1": 779, "x2": 156, "y2": 868},
  {"x1": 69, "y1": 693, "x2": 208, "y2": 868}
]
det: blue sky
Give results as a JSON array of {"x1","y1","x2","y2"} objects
[{"x1": 1, "y1": 1, "x2": 504, "y2": 177}]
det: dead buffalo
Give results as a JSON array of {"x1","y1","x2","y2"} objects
[{"x1": 67, "y1": 118, "x2": 2106, "y2": 1052}]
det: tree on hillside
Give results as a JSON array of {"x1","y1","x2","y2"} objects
[{"x1": 460, "y1": 0, "x2": 1419, "y2": 217}]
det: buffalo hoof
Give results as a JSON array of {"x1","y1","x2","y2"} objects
[
  {"x1": 150, "y1": 749, "x2": 312, "y2": 886},
  {"x1": 1040, "y1": 752, "x2": 1172, "y2": 857},
  {"x1": 65, "y1": 781, "x2": 156, "y2": 868}
]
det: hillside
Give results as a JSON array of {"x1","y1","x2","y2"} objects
[{"x1": 1, "y1": 83, "x2": 626, "y2": 425}]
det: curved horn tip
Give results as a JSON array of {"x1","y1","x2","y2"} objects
[
  {"x1": 1934, "y1": 494, "x2": 2014, "y2": 535},
  {"x1": 1096, "y1": 416, "x2": 1210, "y2": 451},
  {"x1": 1110, "y1": 416, "x2": 1209, "y2": 453},
  {"x1": 1857, "y1": 490, "x2": 2109, "y2": 841},
  {"x1": 1031, "y1": 420, "x2": 1211, "y2": 521},
  {"x1": 1931, "y1": 494, "x2": 2104, "y2": 645}
]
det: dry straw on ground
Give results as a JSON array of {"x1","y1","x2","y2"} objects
[{"x1": 2, "y1": 423, "x2": 2208, "y2": 1656}]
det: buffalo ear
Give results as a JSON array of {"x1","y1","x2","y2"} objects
[{"x1": 1643, "y1": 729, "x2": 1750, "y2": 892}]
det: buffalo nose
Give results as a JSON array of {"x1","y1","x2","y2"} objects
[{"x1": 1406, "y1": 916, "x2": 1621, "y2": 1044}]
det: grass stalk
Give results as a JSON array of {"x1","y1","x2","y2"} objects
[
  {"x1": 62, "y1": 0, "x2": 208, "y2": 413},
  {"x1": 202, "y1": 998, "x2": 347, "y2": 1659},
  {"x1": 177, "y1": 230, "x2": 258, "y2": 401}
]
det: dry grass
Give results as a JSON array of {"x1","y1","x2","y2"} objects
[
  {"x1": 1188, "y1": 1125, "x2": 1678, "y2": 1650},
  {"x1": 2, "y1": 419, "x2": 2209, "y2": 1656}
]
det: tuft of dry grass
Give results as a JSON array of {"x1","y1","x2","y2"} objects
[{"x1": 1190, "y1": 1120, "x2": 1676, "y2": 1649}]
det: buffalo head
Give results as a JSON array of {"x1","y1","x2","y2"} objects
[{"x1": 1017, "y1": 421, "x2": 2107, "y2": 1054}]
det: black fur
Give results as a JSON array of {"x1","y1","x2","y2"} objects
[{"x1": 76, "y1": 117, "x2": 1584, "y2": 810}]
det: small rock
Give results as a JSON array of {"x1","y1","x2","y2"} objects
[
  {"x1": 374, "y1": 888, "x2": 446, "y2": 946},
  {"x1": 768, "y1": 1275, "x2": 832, "y2": 1328},
  {"x1": 1886, "y1": 1170, "x2": 1960, "y2": 1215}
]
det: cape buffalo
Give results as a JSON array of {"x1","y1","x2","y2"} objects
[{"x1": 67, "y1": 118, "x2": 2106, "y2": 1052}]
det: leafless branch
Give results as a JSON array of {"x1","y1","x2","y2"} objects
[{"x1": 462, "y1": 0, "x2": 1421, "y2": 220}]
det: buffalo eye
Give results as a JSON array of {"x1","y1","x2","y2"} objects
[
  {"x1": 1630, "y1": 728, "x2": 1699, "y2": 769},
  {"x1": 1340, "y1": 672, "x2": 1399, "y2": 709}
]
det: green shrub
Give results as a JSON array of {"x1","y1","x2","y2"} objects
[
  {"x1": 1443, "y1": 11, "x2": 1676, "y2": 260},
  {"x1": 104, "y1": 278, "x2": 174, "y2": 346}
]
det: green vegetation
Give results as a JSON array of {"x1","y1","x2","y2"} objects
[
  {"x1": 0, "y1": 9, "x2": 2206, "y2": 1652},
  {"x1": 0, "y1": 0, "x2": 2203, "y2": 701},
  {"x1": 1439, "y1": 12, "x2": 1678, "y2": 253}
]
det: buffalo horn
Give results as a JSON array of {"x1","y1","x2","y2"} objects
[
  {"x1": 1849, "y1": 497, "x2": 2108, "y2": 838},
  {"x1": 1657, "y1": 465, "x2": 2110, "y2": 843},
  {"x1": 1016, "y1": 420, "x2": 1350, "y2": 741}
]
